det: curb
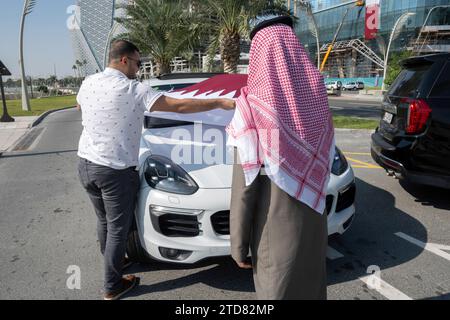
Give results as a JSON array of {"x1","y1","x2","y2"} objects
[
  {"x1": 0, "y1": 106, "x2": 76, "y2": 158},
  {"x1": 30, "y1": 105, "x2": 77, "y2": 128}
]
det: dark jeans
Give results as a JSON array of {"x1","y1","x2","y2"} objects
[{"x1": 77, "y1": 157, "x2": 139, "y2": 293}]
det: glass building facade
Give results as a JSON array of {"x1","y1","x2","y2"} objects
[
  {"x1": 287, "y1": 0, "x2": 450, "y2": 78},
  {"x1": 71, "y1": 0, "x2": 129, "y2": 75}
]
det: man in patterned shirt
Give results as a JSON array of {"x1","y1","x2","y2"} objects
[{"x1": 77, "y1": 40, "x2": 235, "y2": 300}]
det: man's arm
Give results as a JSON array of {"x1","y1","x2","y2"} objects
[{"x1": 150, "y1": 95, "x2": 235, "y2": 113}]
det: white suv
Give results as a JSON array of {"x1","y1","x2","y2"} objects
[
  {"x1": 325, "y1": 81, "x2": 342, "y2": 96},
  {"x1": 343, "y1": 82, "x2": 364, "y2": 91},
  {"x1": 127, "y1": 73, "x2": 356, "y2": 264}
]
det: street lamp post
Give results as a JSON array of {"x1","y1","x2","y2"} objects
[
  {"x1": 382, "y1": 12, "x2": 415, "y2": 92},
  {"x1": 0, "y1": 61, "x2": 14, "y2": 123},
  {"x1": 19, "y1": 0, "x2": 37, "y2": 112}
]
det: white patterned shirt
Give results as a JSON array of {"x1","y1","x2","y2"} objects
[{"x1": 77, "y1": 67, "x2": 162, "y2": 169}]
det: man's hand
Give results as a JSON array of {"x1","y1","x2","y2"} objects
[
  {"x1": 219, "y1": 99, "x2": 236, "y2": 111},
  {"x1": 236, "y1": 260, "x2": 252, "y2": 269}
]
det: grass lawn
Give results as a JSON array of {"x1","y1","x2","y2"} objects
[
  {"x1": 333, "y1": 116, "x2": 378, "y2": 130},
  {"x1": 364, "y1": 86, "x2": 382, "y2": 91},
  {"x1": 4, "y1": 95, "x2": 77, "y2": 117}
]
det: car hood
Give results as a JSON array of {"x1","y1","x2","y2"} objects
[
  {"x1": 139, "y1": 125, "x2": 234, "y2": 189},
  {"x1": 139, "y1": 124, "x2": 345, "y2": 193}
]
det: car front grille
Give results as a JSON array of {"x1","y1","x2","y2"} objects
[
  {"x1": 210, "y1": 211, "x2": 230, "y2": 235},
  {"x1": 336, "y1": 182, "x2": 356, "y2": 212},
  {"x1": 158, "y1": 214, "x2": 200, "y2": 237}
]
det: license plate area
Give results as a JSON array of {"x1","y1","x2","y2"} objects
[{"x1": 383, "y1": 112, "x2": 394, "y2": 124}]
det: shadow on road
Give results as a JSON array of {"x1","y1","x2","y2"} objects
[
  {"x1": 126, "y1": 256, "x2": 254, "y2": 297},
  {"x1": 399, "y1": 180, "x2": 450, "y2": 211},
  {"x1": 124, "y1": 177, "x2": 435, "y2": 299},
  {"x1": 326, "y1": 177, "x2": 428, "y2": 287}
]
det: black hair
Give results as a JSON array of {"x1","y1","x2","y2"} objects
[{"x1": 109, "y1": 40, "x2": 140, "y2": 62}]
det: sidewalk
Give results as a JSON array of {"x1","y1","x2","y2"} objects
[
  {"x1": 0, "y1": 116, "x2": 38, "y2": 154},
  {"x1": 337, "y1": 93, "x2": 384, "y2": 102}
]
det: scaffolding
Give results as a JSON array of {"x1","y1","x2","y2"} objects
[
  {"x1": 413, "y1": 25, "x2": 450, "y2": 54},
  {"x1": 319, "y1": 39, "x2": 384, "y2": 78},
  {"x1": 413, "y1": 5, "x2": 450, "y2": 55}
]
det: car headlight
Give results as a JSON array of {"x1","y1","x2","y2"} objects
[
  {"x1": 331, "y1": 147, "x2": 349, "y2": 176},
  {"x1": 143, "y1": 155, "x2": 198, "y2": 195}
]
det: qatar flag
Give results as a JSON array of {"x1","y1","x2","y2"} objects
[{"x1": 365, "y1": 0, "x2": 380, "y2": 40}]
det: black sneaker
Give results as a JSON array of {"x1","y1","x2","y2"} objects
[{"x1": 103, "y1": 275, "x2": 138, "y2": 300}]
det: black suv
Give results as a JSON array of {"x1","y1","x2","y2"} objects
[{"x1": 371, "y1": 53, "x2": 450, "y2": 189}]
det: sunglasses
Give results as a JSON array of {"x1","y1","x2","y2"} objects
[{"x1": 126, "y1": 56, "x2": 142, "y2": 68}]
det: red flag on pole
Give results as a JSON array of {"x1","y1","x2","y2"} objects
[{"x1": 365, "y1": 0, "x2": 380, "y2": 40}]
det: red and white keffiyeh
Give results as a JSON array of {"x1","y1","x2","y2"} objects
[{"x1": 226, "y1": 24, "x2": 335, "y2": 214}]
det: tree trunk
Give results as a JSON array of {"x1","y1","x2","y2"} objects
[
  {"x1": 156, "y1": 61, "x2": 172, "y2": 76},
  {"x1": 220, "y1": 32, "x2": 241, "y2": 74}
]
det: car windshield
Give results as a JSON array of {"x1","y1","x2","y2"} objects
[
  {"x1": 144, "y1": 83, "x2": 202, "y2": 129},
  {"x1": 146, "y1": 82, "x2": 197, "y2": 128},
  {"x1": 151, "y1": 83, "x2": 194, "y2": 92}
]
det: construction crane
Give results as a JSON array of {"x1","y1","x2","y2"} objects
[{"x1": 320, "y1": 0, "x2": 366, "y2": 72}]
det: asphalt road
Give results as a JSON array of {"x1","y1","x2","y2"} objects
[
  {"x1": 328, "y1": 96, "x2": 382, "y2": 119},
  {"x1": 1, "y1": 107, "x2": 449, "y2": 300}
]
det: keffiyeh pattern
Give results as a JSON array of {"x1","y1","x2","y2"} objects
[{"x1": 226, "y1": 24, "x2": 335, "y2": 214}]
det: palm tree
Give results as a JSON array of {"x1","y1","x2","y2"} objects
[
  {"x1": 72, "y1": 64, "x2": 78, "y2": 78},
  {"x1": 197, "y1": 0, "x2": 293, "y2": 73},
  {"x1": 75, "y1": 60, "x2": 82, "y2": 76},
  {"x1": 115, "y1": 0, "x2": 204, "y2": 76},
  {"x1": 82, "y1": 59, "x2": 88, "y2": 77},
  {"x1": 47, "y1": 75, "x2": 57, "y2": 86}
]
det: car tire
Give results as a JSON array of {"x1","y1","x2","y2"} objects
[{"x1": 126, "y1": 219, "x2": 152, "y2": 264}]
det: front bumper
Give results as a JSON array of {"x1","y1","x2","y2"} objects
[
  {"x1": 136, "y1": 187, "x2": 232, "y2": 264},
  {"x1": 136, "y1": 167, "x2": 357, "y2": 264}
]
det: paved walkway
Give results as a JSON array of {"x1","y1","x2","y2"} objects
[
  {"x1": 337, "y1": 93, "x2": 384, "y2": 102},
  {"x1": 0, "y1": 116, "x2": 38, "y2": 154}
]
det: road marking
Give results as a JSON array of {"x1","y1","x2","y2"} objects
[
  {"x1": 327, "y1": 246, "x2": 344, "y2": 260},
  {"x1": 343, "y1": 152, "x2": 371, "y2": 156},
  {"x1": 360, "y1": 275, "x2": 413, "y2": 300},
  {"x1": 395, "y1": 232, "x2": 450, "y2": 262},
  {"x1": 346, "y1": 156, "x2": 382, "y2": 169},
  {"x1": 351, "y1": 166, "x2": 380, "y2": 169}
]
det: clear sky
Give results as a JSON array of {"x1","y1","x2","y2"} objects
[{"x1": 0, "y1": 0, "x2": 76, "y2": 79}]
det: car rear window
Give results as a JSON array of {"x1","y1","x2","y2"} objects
[
  {"x1": 430, "y1": 62, "x2": 450, "y2": 98},
  {"x1": 388, "y1": 64, "x2": 432, "y2": 98}
]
